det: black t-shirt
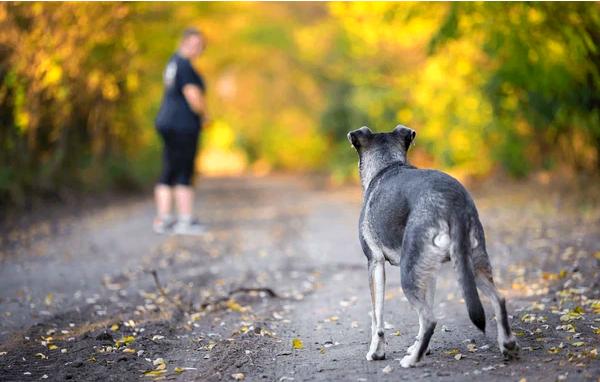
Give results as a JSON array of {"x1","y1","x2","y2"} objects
[{"x1": 155, "y1": 53, "x2": 206, "y2": 133}]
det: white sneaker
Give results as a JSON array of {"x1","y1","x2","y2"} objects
[
  {"x1": 172, "y1": 218, "x2": 206, "y2": 236},
  {"x1": 153, "y1": 215, "x2": 175, "y2": 234}
]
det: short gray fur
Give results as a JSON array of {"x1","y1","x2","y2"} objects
[{"x1": 348, "y1": 124, "x2": 520, "y2": 367}]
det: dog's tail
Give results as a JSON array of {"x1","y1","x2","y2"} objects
[{"x1": 450, "y1": 217, "x2": 486, "y2": 333}]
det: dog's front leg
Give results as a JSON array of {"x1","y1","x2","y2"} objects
[{"x1": 366, "y1": 258, "x2": 386, "y2": 360}]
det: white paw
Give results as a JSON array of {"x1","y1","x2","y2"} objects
[
  {"x1": 406, "y1": 342, "x2": 418, "y2": 355},
  {"x1": 400, "y1": 354, "x2": 416, "y2": 368}
]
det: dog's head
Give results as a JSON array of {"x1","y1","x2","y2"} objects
[
  {"x1": 347, "y1": 124, "x2": 416, "y2": 187},
  {"x1": 347, "y1": 125, "x2": 416, "y2": 155}
]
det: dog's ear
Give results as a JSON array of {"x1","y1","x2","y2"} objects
[
  {"x1": 393, "y1": 124, "x2": 416, "y2": 149},
  {"x1": 347, "y1": 126, "x2": 373, "y2": 150}
]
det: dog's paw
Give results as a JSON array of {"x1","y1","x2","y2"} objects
[
  {"x1": 399, "y1": 355, "x2": 417, "y2": 368},
  {"x1": 406, "y1": 341, "x2": 430, "y2": 356},
  {"x1": 406, "y1": 342, "x2": 418, "y2": 355},
  {"x1": 366, "y1": 351, "x2": 386, "y2": 361},
  {"x1": 500, "y1": 338, "x2": 520, "y2": 361}
]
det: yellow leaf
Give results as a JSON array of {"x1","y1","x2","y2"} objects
[
  {"x1": 445, "y1": 348, "x2": 460, "y2": 356},
  {"x1": 292, "y1": 338, "x2": 304, "y2": 350},
  {"x1": 144, "y1": 370, "x2": 166, "y2": 377},
  {"x1": 226, "y1": 299, "x2": 246, "y2": 312},
  {"x1": 174, "y1": 367, "x2": 185, "y2": 374},
  {"x1": 571, "y1": 342, "x2": 585, "y2": 347},
  {"x1": 115, "y1": 335, "x2": 135, "y2": 347},
  {"x1": 48, "y1": 344, "x2": 58, "y2": 350},
  {"x1": 122, "y1": 348, "x2": 136, "y2": 353},
  {"x1": 111, "y1": 324, "x2": 119, "y2": 332}
]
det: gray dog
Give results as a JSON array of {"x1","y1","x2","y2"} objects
[{"x1": 348, "y1": 125, "x2": 519, "y2": 368}]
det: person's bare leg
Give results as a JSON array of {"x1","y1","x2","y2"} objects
[
  {"x1": 174, "y1": 185, "x2": 194, "y2": 220},
  {"x1": 172, "y1": 185, "x2": 204, "y2": 235},
  {"x1": 154, "y1": 184, "x2": 173, "y2": 219}
]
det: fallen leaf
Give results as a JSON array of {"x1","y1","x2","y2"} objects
[
  {"x1": 556, "y1": 324, "x2": 576, "y2": 332},
  {"x1": 143, "y1": 370, "x2": 166, "y2": 377},
  {"x1": 454, "y1": 353, "x2": 463, "y2": 360},
  {"x1": 115, "y1": 335, "x2": 135, "y2": 347},
  {"x1": 48, "y1": 344, "x2": 58, "y2": 350},
  {"x1": 231, "y1": 373, "x2": 245, "y2": 380},
  {"x1": 392, "y1": 330, "x2": 401, "y2": 336},
  {"x1": 548, "y1": 347, "x2": 561, "y2": 354},
  {"x1": 226, "y1": 299, "x2": 246, "y2": 313},
  {"x1": 467, "y1": 344, "x2": 477, "y2": 352},
  {"x1": 571, "y1": 342, "x2": 585, "y2": 347},
  {"x1": 110, "y1": 324, "x2": 119, "y2": 332},
  {"x1": 292, "y1": 338, "x2": 303, "y2": 350},
  {"x1": 382, "y1": 365, "x2": 393, "y2": 374}
]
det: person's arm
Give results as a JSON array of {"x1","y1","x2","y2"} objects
[{"x1": 182, "y1": 84, "x2": 205, "y2": 116}]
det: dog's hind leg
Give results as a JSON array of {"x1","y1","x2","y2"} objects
[
  {"x1": 399, "y1": 234, "x2": 439, "y2": 368},
  {"x1": 366, "y1": 257, "x2": 386, "y2": 360},
  {"x1": 406, "y1": 276, "x2": 436, "y2": 357},
  {"x1": 474, "y1": 256, "x2": 519, "y2": 360}
]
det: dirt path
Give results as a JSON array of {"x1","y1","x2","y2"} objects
[{"x1": 1, "y1": 176, "x2": 599, "y2": 381}]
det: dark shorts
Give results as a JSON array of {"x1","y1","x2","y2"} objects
[{"x1": 157, "y1": 128, "x2": 200, "y2": 186}]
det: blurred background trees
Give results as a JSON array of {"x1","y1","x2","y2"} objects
[{"x1": 1, "y1": 2, "x2": 599, "y2": 206}]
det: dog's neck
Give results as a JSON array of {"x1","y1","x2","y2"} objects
[{"x1": 359, "y1": 153, "x2": 408, "y2": 191}]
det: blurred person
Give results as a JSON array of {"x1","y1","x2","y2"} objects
[{"x1": 153, "y1": 27, "x2": 207, "y2": 235}]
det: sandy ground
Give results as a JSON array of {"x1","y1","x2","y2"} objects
[{"x1": 1, "y1": 175, "x2": 599, "y2": 381}]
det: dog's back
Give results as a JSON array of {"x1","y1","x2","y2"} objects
[{"x1": 363, "y1": 165, "x2": 480, "y2": 252}]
